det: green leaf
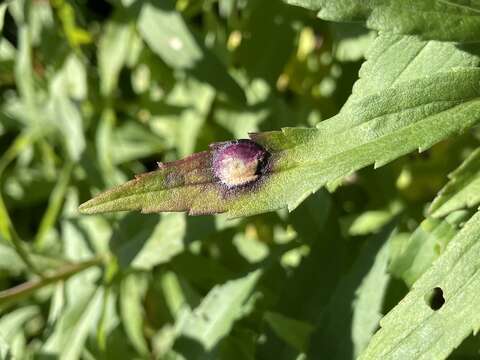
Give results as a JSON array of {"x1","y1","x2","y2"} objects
[
  {"x1": 389, "y1": 211, "x2": 468, "y2": 287},
  {"x1": 429, "y1": 148, "x2": 480, "y2": 218},
  {"x1": 285, "y1": 0, "x2": 480, "y2": 42},
  {"x1": 79, "y1": 36, "x2": 480, "y2": 218},
  {"x1": 110, "y1": 212, "x2": 186, "y2": 270},
  {"x1": 14, "y1": 26, "x2": 36, "y2": 124},
  {"x1": 161, "y1": 77, "x2": 215, "y2": 157},
  {"x1": 51, "y1": 97, "x2": 85, "y2": 161},
  {"x1": 120, "y1": 273, "x2": 149, "y2": 356},
  {"x1": 138, "y1": 0, "x2": 245, "y2": 103},
  {"x1": 49, "y1": 54, "x2": 87, "y2": 161},
  {"x1": 34, "y1": 162, "x2": 73, "y2": 250},
  {"x1": 174, "y1": 270, "x2": 261, "y2": 352},
  {"x1": 98, "y1": 16, "x2": 135, "y2": 96},
  {"x1": 138, "y1": 1, "x2": 202, "y2": 70},
  {"x1": 0, "y1": 242, "x2": 25, "y2": 274},
  {"x1": 0, "y1": 4, "x2": 7, "y2": 35},
  {"x1": 0, "y1": 336, "x2": 11, "y2": 360},
  {"x1": 264, "y1": 311, "x2": 314, "y2": 352},
  {"x1": 359, "y1": 210, "x2": 480, "y2": 359},
  {"x1": 110, "y1": 121, "x2": 165, "y2": 164},
  {"x1": 332, "y1": 24, "x2": 375, "y2": 62},
  {"x1": 344, "y1": 34, "x2": 480, "y2": 105},
  {"x1": 42, "y1": 288, "x2": 104, "y2": 360},
  {"x1": 309, "y1": 223, "x2": 393, "y2": 359},
  {"x1": 0, "y1": 306, "x2": 38, "y2": 343}
]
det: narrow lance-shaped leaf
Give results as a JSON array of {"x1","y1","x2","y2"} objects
[
  {"x1": 360, "y1": 209, "x2": 480, "y2": 359},
  {"x1": 173, "y1": 270, "x2": 261, "y2": 352},
  {"x1": 79, "y1": 68, "x2": 480, "y2": 218},
  {"x1": 0, "y1": 4, "x2": 7, "y2": 35},
  {"x1": 79, "y1": 35, "x2": 480, "y2": 218},
  {"x1": 284, "y1": 0, "x2": 480, "y2": 42},
  {"x1": 429, "y1": 148, "x2": 480, "y2": 218},
  {"x1": 309, "y1": 223, "x2": 393, "y2": 359}
]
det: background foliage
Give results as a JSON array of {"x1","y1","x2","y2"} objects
[{"x1": 1, "y1": 0, "x2": 480, "y2": 359}]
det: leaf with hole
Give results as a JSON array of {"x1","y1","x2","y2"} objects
[{"x1": 359, "y1": 210, "x2": 480, "y2": 359}]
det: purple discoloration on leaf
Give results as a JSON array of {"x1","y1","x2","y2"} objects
[
  {"x1": 212, "y1": 139, "x2": 270, "y2": 189},
  {"x1": 78, "y1": 137, "x2": 275, "y2": 216}
]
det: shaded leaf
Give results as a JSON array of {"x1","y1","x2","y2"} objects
[
  {"x1": 389, "y1": 211, "x2": 468, "y2": 287},
  {"x1": 429, "y1": 148, "x2": 480, "y2": 218},
  {"x1": 110, "y1": 121, "x2": 165, "y2": 164},
  {"x1": 309, "y1": 223, "x2": 393, "y2": 359},
  {"x1": 264, "y1": 311, "x2": 314, "y2": 352},
  {"x1": 110, "y1": 212, "x2": 186, "y2": 270},
  {"x1": 174, "y1": 270, "x2": 261, "y2": 352},
  {"x1": 98, "y1": 16, "x2": 135, "y2": 96}
]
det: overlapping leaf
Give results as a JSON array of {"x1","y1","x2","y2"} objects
[
  {"x1": 284, "y1": 0, "x2": 480, "y2": 42},
  {"x1": 389, "y1": 211, "x2": 468, "y2": 287},
  {"x1": 360, "y1": 210, "x2": 480, "y2": 359},
  {"x1": 309, "y1": 224, "x2": 393, "y2": 359},
  {"x1": 429, "y1": 148, "x2": 480, "y2": 218}
]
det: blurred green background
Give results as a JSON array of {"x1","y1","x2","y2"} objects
[{"x1": 1, "y1": 0, "x2": 479, "y2": 359}]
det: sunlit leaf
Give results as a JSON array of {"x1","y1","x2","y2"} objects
[
  {"x1": 0, "y1": 306, "x2": 38, "y2": 343},
  {"x1": 80, "y1": 65, "x2": 480, "y2": 217},
  {"x1": 42, "y1": 288, "x2": 104, "y2": 360},
  {"x1": 98, "y1": 16, "x2": 135, "y2": 96},
  {"x1": 0, "y1": 4, "x2": 7, "y2": 35},
  {"x1": 285, "y1": 0, "x2": 480, "y2": 42},
  {"x1": 120, "y1": 273, "x2": 149, "y2": 356},
  {"x1": 360, "y1": 210, "x2": 480, "y2": 359}
]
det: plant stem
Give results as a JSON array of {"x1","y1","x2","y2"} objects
[
  {"x1": 34, "y1": 161, "x2": 74, "y2": 251},
  {"x1": 0, "y1": 256, "x2": 104, "y2": 305}
]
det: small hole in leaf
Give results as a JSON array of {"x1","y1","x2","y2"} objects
[{"x1": 425, "y1": 287, "x2": 445, "y2": 311}]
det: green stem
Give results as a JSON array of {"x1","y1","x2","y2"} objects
[
  {"x1": 34, "y1": 162, "x2": 74, "y2": 250},
  {"x1": 0, "y1": 256, "x2": 104, "y2": 305},
  {"x1": 0, "y1": 130, "x2": 37, "y2": 175}
]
